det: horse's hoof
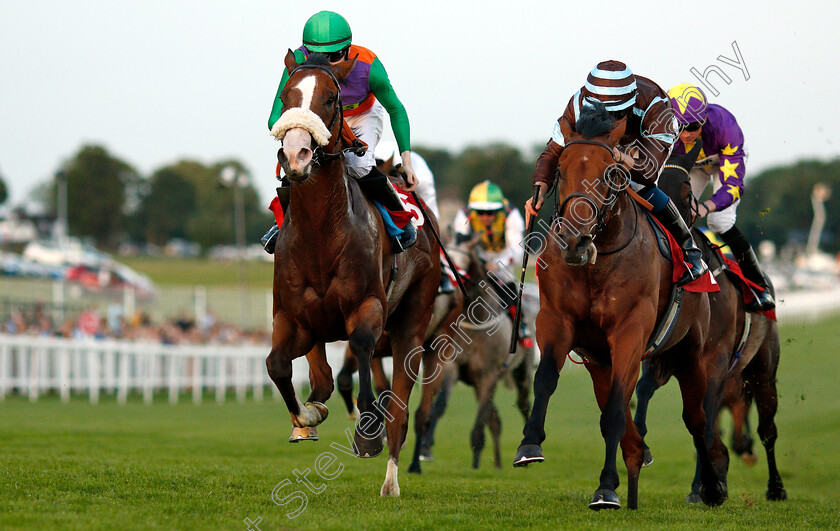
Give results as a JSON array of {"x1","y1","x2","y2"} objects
[
  {"x1": 699, "y1": 481, "x2": 728, "y2": 506},
  {"x1": 589, "y1": 489, "x2": 620, "y2": 510},
  {"x1": 289, "y1": 426, "x2": 318, "y2": 442},
  {"x1": 380, "y1": 482, "x2": 400, "y2": 497},
  {"x1": 348, "y1": 401, "x2": 360, "y2": 420},
  {"x1": 407, "y1": 461, "x2": 421, "y2": 474},
  {"x1": 741, "y1": 452, "x2": 758, "y2": 467},
  {"x1": 354, "y1": 433, "x2": 384, "y2": 458},
  {"x1": 685, "y1": 491, "x2": 702, "y2": 504},
  {"x1": 418, "y1": 448, "x2": 433, "y2": 462},
  {"x1": 513, "y1": 444, "x2": 544, "y2": 467},
  {"x1": 766, "y1": 486, "x2": 787, "y2": 501},
  {"x1": 642, "y1": 448, "x2": 654, "y2": 467}
]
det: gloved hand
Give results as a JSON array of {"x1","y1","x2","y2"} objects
[{"x1": 400, "y1": 151, "x2": 418, "y2": 192}]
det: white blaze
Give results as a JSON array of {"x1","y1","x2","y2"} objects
[{"x1": 294, "y1": 75, "x2": 317, "y2": 110}]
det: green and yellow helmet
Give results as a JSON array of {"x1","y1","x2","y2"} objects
[
  {"x1": 302, "y1": 11, "x2": 352, "y2": 53},
  {"x1": 468, "y1": 181, "x2": 507, "y2": 211}
]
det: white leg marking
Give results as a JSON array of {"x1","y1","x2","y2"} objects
[{"x1": 380, "y1": 457, "x2": 400, "y2": 497}]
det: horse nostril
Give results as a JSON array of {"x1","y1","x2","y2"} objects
[{"x1": 296, "y1": 148, "x2": 312, "y2": 164}]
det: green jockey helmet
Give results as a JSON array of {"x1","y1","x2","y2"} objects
[{"x1": 302, "y1": 11, "x2": 352, "y2": 53}]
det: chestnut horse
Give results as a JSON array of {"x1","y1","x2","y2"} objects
[
  {"x1": 512, "y1": 113, "x2": 726, "y2": 510},
  {"x1": 267, "y1": 51, "x2": 439, "y2": 497},
  {"x1": 633, "y1": 148, "x2": 786, "y2": 502}
]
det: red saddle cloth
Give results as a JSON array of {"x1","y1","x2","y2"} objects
[
  {"x1": 267, "y1": 183, "x2": 425, "y2": 230},
  {"x1": 649, "y1": 216, "x2": 720, "y2": 293},
  {"x1": 715, "y1": 250, "x2": 778, "y2": 321}
]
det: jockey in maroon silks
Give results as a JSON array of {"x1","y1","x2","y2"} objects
[
  {"x1": 668, "y1": 83, "x2": 774, "y2": 311},
  {"x1": 526, "y1": 60, "x2": 708, "y2": 285}
]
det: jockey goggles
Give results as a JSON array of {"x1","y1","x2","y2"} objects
[
  {"x1": 474, "y1": 209, "x2": 500, "y2": 216},
  {"x1": 306, "y1": 46, "x2": 349, "y2": 63},
  {"x1": 684, "y1": 120, "x2": 705, "y2": 132}
]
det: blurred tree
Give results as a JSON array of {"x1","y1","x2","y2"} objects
[
  {"x1": 60, "y1": 145, "x2": 139, "y2": 248},
  {"x1": 139, "y1": 168, "x2": 198, "y2": 245},
  {"x1": 443, "y1": 143, "x2": 533, "y2": 212},
  {"x1": 735, "y1": 159, "x2": 840, "y2": 252},
  {"x1": 0, "y1": 170, "x2": 8, "y2": 205}
]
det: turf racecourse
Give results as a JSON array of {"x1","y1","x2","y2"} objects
[{"x1": 2, "y1": 318, "x2": 839, "y2": 530}]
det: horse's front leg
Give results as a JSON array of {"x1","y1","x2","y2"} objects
[
  {"x1": 514, "y1": 312, "x2": 572, "y2": 467},
  {"x1": 586, "y1": 326, "x2": 647, "y2": 511},
  {"x1": 346, "y1": 297, "x2": 385, "y2": 458},
  {"x1": 266, "y1": 313, "x2": 316, "y2": 441}
]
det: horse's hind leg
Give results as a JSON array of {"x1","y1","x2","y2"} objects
[
  {"x1": 512, "y1": 347, "x2": 532, "y2": 422},
  {"x1": 336, "y1": 347, "x2": 359, "y2": 418},
  {"x1": 633, "y1": 359, "x2": 665, "y2": 467},
  {"x1": 346, "y1": 297, "x2": 385, "y2": 458},
  {"x1": 418, "y1": 363, "x2": 458, "y2": 462},
  {"x1": 487, "y1": 402, "x2": 502, "y2": 469},
  {"x1": 673, "y1": 344, "x2": 727, "y2": 507},
  {"x1": 745, "y1": 328, "x2": 786, "y2": 501},
  {"x1": 471, "y1": 372, "x2": 499, "y2": 470},
  {"x1": 514, "y1": 314, "x2": 571, "y2": 467},
  {"x1": 408, "y1": 350, "x2": 445, "y2": 474},
  {"x1": 730, "y1": 387, "x2": 757, "y2": 464}
]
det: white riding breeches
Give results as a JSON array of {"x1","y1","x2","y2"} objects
[
  {"x1": 344, "y1": 100, "x2": 386, "y2": 179},
  {"x1": 689, "y1": 167, "x2": 739, "y2": 234}
]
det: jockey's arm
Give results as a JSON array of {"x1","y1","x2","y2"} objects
[
  {"x1": 268, "y1": 48, "x2": 307, "y2": 131},
  {"x1": 368, "y1": 58, "x2": 410, "y2": 154},
  {"x1": 706, "y1": 121, "x2": 746, "y2": 215},
  {"x1": 503, "y1": 208, "x2": 526, "y2": 269},
  {"x1": 628, "y1": 98, "x2": 678, "y2": 185}
]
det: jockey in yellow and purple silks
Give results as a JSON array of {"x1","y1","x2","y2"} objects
[
  {"x1": 668, "y1": 83, "x2": 774, "y2": 311},
  {"x1": 262, "y1": 10, "x2": 418, "y2": 253}
]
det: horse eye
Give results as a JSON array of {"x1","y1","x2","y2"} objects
[{"x1": 326, "y1": 96, "x2": 335, "y2": 104}]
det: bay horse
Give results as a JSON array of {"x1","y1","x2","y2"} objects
[
  {"x1": 633, "y1": 147, "x2": 786, "y2": 502},
  {"x1": 408, "y1": 235, "x2": 533, "y2": 472},
  {"x1": 512, "y1": 111, "x2": 726, "y2": 510},
  {"x1": 267, "y1": 51, "x2": 439, "y2": 497}
]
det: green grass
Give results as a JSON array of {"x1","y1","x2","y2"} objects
[
  {"x1": 2, "y1": 317, "x2": 840, "y2": 529},
  {"x1": 119, "y1": 256, "x2": 274, "y2": 288}
]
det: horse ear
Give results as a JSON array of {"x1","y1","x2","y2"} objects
[
  {"x1": 331, "y1": 57, "x2": 357, "y2": 81},
  {"x1": 284, "y1": 49, "x2": 299, "y2": 73},
  {"x1": 560, "y1": 117, "x2": 574, "y2": 142},
  {"x1": 607, "y1": 117, "x2": 627, "y2": 146}
]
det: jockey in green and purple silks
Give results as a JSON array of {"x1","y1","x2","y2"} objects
[
  {"x1": 262, "y1": 10, "x2": 419, "y2": 254},
  {"x1": 668, "y1": 83, "x2": 774, "y2": 311}
]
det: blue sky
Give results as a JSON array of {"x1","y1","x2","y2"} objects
[{"x1": 1, "y1": 0, "x2": 838, "y2": 206}]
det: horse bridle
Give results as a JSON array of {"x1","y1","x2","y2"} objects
[
  {"x1": 284, "y1": 64, "x2": 366, "y2": 166},
  {"x1": 554, "y1": 139, "x2": 627, "y2": 240}
]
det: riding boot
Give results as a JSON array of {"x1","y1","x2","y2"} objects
[
  {"x1": 358, "y1": 166, "x2": 417, "y2": 251},
  {"x1": 438, "y1": 265, "x2": 455, "y2": 294},
  {"x1": 261, "y1": 180, "x2": 291, "y2": 254},
  {"x1": 653, "y1": 199, "x2": 709, "y2": 286},
  {"x1": 720, "y1": 226, "x2": 775, "y2": 311},
  {"x1": 357, "y1": 166, "x2": 406, "y2": 212}
]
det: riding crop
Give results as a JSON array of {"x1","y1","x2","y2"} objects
[{"x1": 505, "y1": 185, "x2": 542, "y2": 361}]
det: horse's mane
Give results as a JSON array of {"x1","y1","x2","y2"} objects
[
  {"x1": 577, "y1": 100, "x2": 616, "y2": 139},
  {"x1": 303, "y1": 53, "x2": 331, "y2": 66}
]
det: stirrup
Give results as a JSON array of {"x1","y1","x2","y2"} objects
[
  {"x1": 676, "y1": 250, "x2": 708, "y2": 286},
  {"x1": 261, "y1": 224, "x2": 279, "y2": 254}
]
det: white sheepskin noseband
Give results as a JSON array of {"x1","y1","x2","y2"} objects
[{"x1": 270, "y1": 107, "x2": 331, "y2": 146}]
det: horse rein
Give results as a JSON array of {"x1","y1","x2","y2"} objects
[{"x1": 554, "y1": 139, "x2": 627, "y2": 240}]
